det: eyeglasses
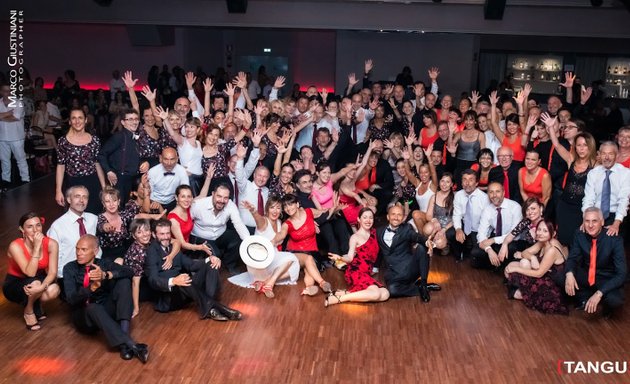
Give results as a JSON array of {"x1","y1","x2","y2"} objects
[
  {"x1": 124, "y1": 117, "x2": 140, "y2": 122},
  {"x1": 563, "y1": 125, "x2": 578, "y2": 130},
  {"x1": 497, "y1": 155, "x2": 513, "y2": 159}
]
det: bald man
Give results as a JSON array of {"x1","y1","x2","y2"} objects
[
  {"x1": 148, "y1": 147, "x2": 189, "y2": 211},
  {"x1": 63, "y1": 235, "x2": 149, "y2": 363}
]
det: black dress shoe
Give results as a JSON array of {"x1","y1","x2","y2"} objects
[
  {"x1": 119, "y1": 345, "x2": 134, "y2": 361},
  {"x1": 419, "y1": 285, "x2": 431, "y2": 303},
  {"x1": 207, "y1": 308, "x2": 229, "y2": 321},
  {"x1": 215, "y1": 303, "x2": 242, "y2": 321},
  {"x1": 575, "y1": 301, "x2": 587, "y2": 311},
  {"x1": 426, "y1": 283, "x2": 441, "y2": 291},
  {"x1": 132, "y1": 343, "x2": 149, "y2": 364}
]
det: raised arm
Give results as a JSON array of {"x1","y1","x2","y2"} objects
[
  {"x1": 346, "y1": 73, "x2": 360, "y2": 96},
  {"x1": 185, "y1": 72, "x2": 204, "y2": 116},
  {"x1": 242, "y1": 200, "x2": 268, "y2": 231},
  {"x1": 271, "y1": 222, "x2": 289, "y2": 246},
  {"x1": 541, "y1": 112, "x2": 572, "y2": 165},
  {"x1": 268, "y1": 76, "x2": 285, "y2": 102},
  {"x1": 203, "y1": 77, "x2": 213, "y2": 118},
  {"x1": 489, "y1": 91, "x2": 505, "y2": 142},
  {"x1": 122, "y1": 71, "x2": 140, "y2": 113},
  {"x1": 197, "y1": 163, "x2": 215, "y2": 200},
  {"x1": 560, "y1": 72, "x2": 575, "y2": 105},
  {"x1": 141, "y1": 86, "x2": 161, "y2": 126}
]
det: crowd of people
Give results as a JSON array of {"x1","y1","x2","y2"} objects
[{"x1": 2, "y1": 60, "x2": 629, "y2": 363}]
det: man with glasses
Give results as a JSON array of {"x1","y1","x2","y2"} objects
[
  {"x1": 99, "y1": 109, "x2": 149, "y2": 207},
  {"x1": 488, "y1": 146, "x2": 522, "y2": 204}
]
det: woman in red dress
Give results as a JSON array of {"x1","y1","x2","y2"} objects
[
  {"x1": 326, "y1": 208, "x2": 389, "y2": 306},
  {"x1": 518, "y1": 150, "x2": 552, "y2": 206},
  {"x1": 271, "y1": 194, "x2": 333, "y2": 296}
]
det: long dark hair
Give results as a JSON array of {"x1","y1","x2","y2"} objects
[{"x1": 439, "y1": 172, "x2": 455, "y2": 216}]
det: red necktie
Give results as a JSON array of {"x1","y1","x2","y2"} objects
[
  {"x1": 233, "y1": 177, "x2": 239, "y2": 205},
  {"x1": 503, "y1": 170, "x2": 510, "y2": 199},
  {"x1": 588, "y1": 238, "x2": 597, "y2": 286},
  {"x1": 257, "y1": 188, "x2": 264, "y2": 216},
  {"x1": 83, "y1": 265, "x2": 91, "y2": 288},
  {"x1": 77, "y1": 217, "x2": 87, "y2": 237},
  {"x1": 311, "y1": 123, "x2": 318, "y2": 148},
  {"x1": 442, "y1": 143, "x2": 447, "y2": 165}
]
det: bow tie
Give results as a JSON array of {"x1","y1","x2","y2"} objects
[
  {"x1": 132, "y1": 134, "x2": 140, "y2": 140},
  {"x1": 164, "y1": 171, "x2": 175, "y2": 176},
  {"x1": 386, "y1": 227, "x2": 398, "y2": 233}
]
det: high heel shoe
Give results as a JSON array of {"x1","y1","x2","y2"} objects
[{"x1": 324, "y1": 292, "x2": 343, "y2": 307}]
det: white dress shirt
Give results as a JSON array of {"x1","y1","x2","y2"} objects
[
  {"x1": 236, "y1": 148, "x2": 268, "y2": 227},
  {"x1": 148, "y1": 163, "x2": 189, "y2": 205},
  {"x1": 452, "y1": 188, "x2": 490, "y2": 233},
  {"x1": 47, "y1": 210, "x2": 99, "y2": 278},
  {"x1": 477, "y1": 198, "x2": 523, "y2": 244},
  {"x1": 354, "y1": 107, "x2": 375, "y2": 144},
  {"x1": 484, "y1": 130, "x2": 502, "y2": 165},
  {"x1": 582, "y1": 163, "x2": 630, "y2": 222},
  {"x1": 0, "y1": 99, "x2": 25, "y2": 141},
  {"x1": 190, "y1": 197, "x2": 249, "y2": 241}
]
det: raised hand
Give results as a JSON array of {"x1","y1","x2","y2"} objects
[
  {"x1": 277, "y1": 141, "x2": 290, "y2": 154},
  {"x1": 384, "y1": 84, "x2": 394, "y2": 96},
  {"x1": 274, "y1": 76, "x2": 286, "y2": 89},
  {"x1": 513, "y1": 90, "x2": 525, "y2": 106},
  {"x1": 185, "y1": 71, "x2": 197, "y2": 90},
  {"x1": 369, "y1": 97, "x2": 379, "y2": 110},
  {"x1": 469, "y1": 90, "x2": 480, "y2": 105},
  {"x1": 122, "y1": 70, "x2": 138, "y2": 89},
  {"x1": 348, "y1": 73, "x2": 359, "y2": 87},
  {"x1": 234, "y1": 71, "x2": 247, "y2": 89},
  {"x1": 413, "y1": 83, "x2": 425, "y2": 97},
  {"x1": 203, "y1": 77, "x2": 214, "y2": 93},
  {"x1": 405, "y1": 130, "x2": 416, "y2": 147},
  {"x1": 383, "y1": 139, "x2": 394, "y2": 150},
  {"x1": 241, "y1": 200, "x2": 255, "y2": 212},
  {"x1": 224, "y1": 83, "x2": 236, "y2": 97},
  {"x1": 560, "y1": 72, "x2": 576, "y2": 89},
  {"x1": 447, "y1": 140, "x2": 458, "y2": 155},
  {"x1": 141, "y1": 85, "x2": 156, "y2": 102},
  {"x1": 402, "y1": 148, "x2": 411, "y2": 160},
  {"x1": 489, "y1": 90, "x2": 499, "y2": 106},
  {"x1": 252, "y1": 128, "x2": 265, "y2": 147},
  {"x1": 319, "y1": 88, "x2": 328, "y2": 103},
  {"x1": 235, "y1": 142, "x2": 247, "y2": 159},
  {"x1": 428, "y1": 67, "x2": 440, "y2": 81},
  {"x1": 423, "y1": 143, "x2": 433, "y2": 159},
  {"x1": 154, "y1": 105, "x2": 168, "y2": 121},
  {"x1": 364, "y1": 59, "x2": 374, "y2": 74},
  {"x1": 526, "y1": 113, "x2": 537, "y2": 129},
  {"x1": 522, "y1": 83, "x2": 533, "y2": 98}
]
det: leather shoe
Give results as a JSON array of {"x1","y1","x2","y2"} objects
[
  {"x1": 426, "y1": 283, "x2": 441, "y2": 291},
  {"x1": 132, "y1": 343, "x2": 149, "y2": 364},
  {"x1": 206, "y1": 308, "x2": 229, "y2": 321},
  {"x1": 419, "y1": 285, "x2": 431, "y2": 303},
  {"x1": 216, "y1": 303, "x2": 242, "y2": 321},
  {"x1": 119, "y1": 345, "x2": 134, "y2": 361},
  {"x1": 575, "y1": 301, "x2": 587, "y2": 311}
]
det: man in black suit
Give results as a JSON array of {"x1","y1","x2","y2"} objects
[
  {"x1": 563, "y1": 207, "x2": 627, "y2": 317},
  {"x1": 63, "y1": 235, "x2": 149, "y2": 363},
  {"x1": 145, "y1": 219, "x2": 242, "y2": 321},
  {"x1": 488, "y1": 146, "x2": 521, "y2": 204},
  {"x1": 366, "y1": 140, "x2": 394, "y2": 215},
  {"x1": 376, "y1": 204, "x2": 440, "y2": 302}
]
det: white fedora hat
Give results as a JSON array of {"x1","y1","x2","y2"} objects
[{"x1": 239, "y1": 235, "x2": 275, "y2": 269}]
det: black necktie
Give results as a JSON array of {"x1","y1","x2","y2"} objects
[
  {"x1": 164, "y1": 171, "x2": 175, "y2": 176},
  {"x1": 386, "y1": 227, "x2": 397, "y2": 233}
]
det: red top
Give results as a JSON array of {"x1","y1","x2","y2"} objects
[
  {"x1": 471, "y1": 163, "x2": 495, "y2": 188},
  {"x1": 7, "y1": 237, "x2": 50, "y2": 278},
  {"x1": 519, "y1": 167, "x2": 548, "y2": 201},
  {"x1": 503, "y1": 135, "x2": 526, "y2": 162},
  {"x1": 419, "y1": 128, "x2": 438, "y2": 149},
  {"x1": 619, "y1": 156, "x2": 630, "y2": 168},
  {"x1": 356, "y1": 167, "x2": 377, "y2": 191},
  {"x1": 168, "y1": 208, "x2": 194, "y2": 242},
  {"x1": 286, "y1": 208, "x2": 318, "y2": 252}
]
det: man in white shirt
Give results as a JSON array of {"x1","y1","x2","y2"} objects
[
  {"x1": 235, "y1": 139, "x2": 269, "y2": 233},
  {"x1": 449, "y1": 169, "x2": 490, "y2": 262},
  {"x1": 0, "y1": 84, "x2": 30, "y2": 187},
  {"x1": 351, "y1": 93, "x2": 375, "y2": 144},
  {"x1": 148, "y1": 147, "x2": 189, "y2": 211},
  {"x1": 472, "y1": 182, "x2": 523, "y2": 269},
  {"x1": 47, "y1": 185, "x2": 99, "y2": 284},
  {"x1": 109, "y1": 70, "x2": 126, "y2": 100},
  {"x1": 189, "y1": 184, "x2": 250, "y2": 275},
  {"x1": 582, "y1": 141, "x2": 630, "y2": 235}
]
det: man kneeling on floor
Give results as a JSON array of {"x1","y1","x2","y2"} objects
[
  {"x1": 376, "y1": 204, "x2": 441, "y2": 302},
  {"x1": 63, "y1": 235, "x2": 149, "y2": 363},
  {"x1": 144, "y1": 219, "x2": 242, "y2": 321}
]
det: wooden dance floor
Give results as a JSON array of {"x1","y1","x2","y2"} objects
[{"x1": 1, "y1": 175, "x2": 629, "y2": 384}]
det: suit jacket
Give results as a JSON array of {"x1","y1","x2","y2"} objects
[
  {"x1": 376, "y1": 223, "x2": 426, "y2": 282},
  {"x1": 488, "y1": 162, "x2": 521, "y2": 204},
  {"x1": 63, "y1": 258, "x2": 133, "y2": 309},
  {"x1": 565, "y1": 231, "x2": 627, "y2": 295},
  {"x1": 144, "y1": 240, "x2": 205, "y2": 312},
  {"x1": 375, "y1": 159, "x2": 394, "y2": 191}
]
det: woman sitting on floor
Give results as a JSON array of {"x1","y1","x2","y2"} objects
[
  {"x1": 327, "y1": 208, "x2": 389, "y2": 307},
  {"x1": 3, "y1": 213, "x2": 60, "y2": 331},
  {"x1": 228, "y1": 197, "x2": 301, "y2": 298},
  {"x1": 504, "y1": 220, "x2": 568, "y2": 315}
]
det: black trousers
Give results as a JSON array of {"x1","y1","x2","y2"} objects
[
  {"x1": 71, "y1": 278, "x2": 134, "y2": 348},
  {"x1": 561, "y1": 268, "x2": 625, "y2": 309},
  {"x1": 190, "y1": 230, "x2": 242, "y2": 272},
  {"x1": 469, "y1": 243, "x2": 515, "y2": 270},
  {"x1": 373, "y1": 188, "x2": 393, "y2": 216},
  {"x1": 446, "y1": 229, "x2": 477, "y2": 260},
  {"x1": 115, "y1": 173, "x2": 137, "y2": 209},
  {"x1": 386, "y1": 246, "x2": 430, "y2": 298},
  {"x1": 318, "y1": 216, "x2": 351, "y2": 256},
  {"x1": 164, "y1": 263, "x2": 221, "y2": 317}
]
